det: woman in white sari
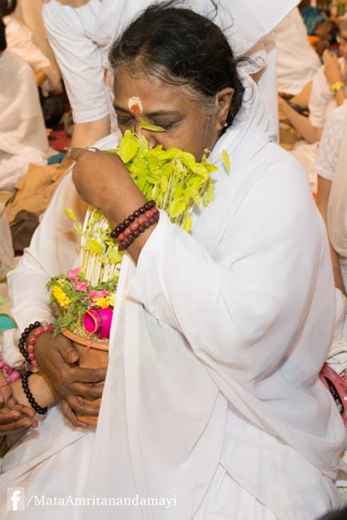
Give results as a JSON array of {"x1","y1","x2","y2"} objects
[{"x1": 0, "y1": 4, "x2": 345, "y2": 519}]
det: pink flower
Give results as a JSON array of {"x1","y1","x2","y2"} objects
[
  {"x1": 89, "y1": 290, "x2": 108, "y2": 299},
  {"x1": 74, "y1": 280, "x2": 88, "y2": 292},
  {"x1": 0, "y1": 359, "x2": 21, "y2": 384},
  {"x1": 68, "y1": 268, "x2": 81, "y2": 280}
]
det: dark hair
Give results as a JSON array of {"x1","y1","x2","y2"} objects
[
  {"x1": 0, "y1": 0, "x2": 17, "y2": 51},
  {"x1": 318, "y1": 506, "x2": 347, "y2": 520},
  {"x1": 109, "y1": 2, "x2": 244, "y2": 127},
  {"x1": 327, "y1": 20, "x2": 339, "y2": 44}
]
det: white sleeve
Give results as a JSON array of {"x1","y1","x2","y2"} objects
[
  {"x1": 309, "y1": 67, "x2": 333, "y2": 129},
  {"x1": 315, "y1": 104, "x2": 346, "y2": 181},
  {"x1": 128, "y1": 160, "x2": 323, "y2": 377},
  {"x1": 42, "y1": 2, "x2": 109, "y2": 124},
  {"x1": 7, "y1": 174, "x2": 82, "y2": 331}
]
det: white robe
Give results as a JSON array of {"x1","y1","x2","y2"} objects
[
  {"x1": 0, "y1": 75, "x2": 345, "y2": 520},
  {"x1": 273, "y1": 7, "x2": 320, "y2": 96}
]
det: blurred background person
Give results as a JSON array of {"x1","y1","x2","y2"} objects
[{"x1": 0, "y1": 0, "x2": 49, "y2": 191}]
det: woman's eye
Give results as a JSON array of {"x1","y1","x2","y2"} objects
[
  {"x1": 117, "y1": 116, "x2": 133, "y2": 126},
  {"x1": 153, "y1": 121, "x2": 175, "y2": 130}
]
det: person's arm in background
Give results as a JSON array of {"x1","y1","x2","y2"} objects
[
  {"x1": 71, "y1": 116, "x2": 111, "y2": 148},
  {"x1": 278, "y1": 95, "x2": 322, "y2": 143},
  {"x1": 317, "y1": 176, "x2": 346, "y2": 295},
  {"x1": 323, "y1": 50, "x2": 347, "y2": 107},
  {"x1": 281, "y1": 54, "x2": 347, "y2": 144},
  {"x1": 43, "y1": 2, "x2": 111, "y2": 147}
]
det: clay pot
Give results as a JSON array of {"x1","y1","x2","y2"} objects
[{"x1": 62, "y1": 328, "x2": 108, "y2": 427}]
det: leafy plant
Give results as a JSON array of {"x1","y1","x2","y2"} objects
[{"x1": 51, "y1": 131, "x2": 219, "y2": 338}]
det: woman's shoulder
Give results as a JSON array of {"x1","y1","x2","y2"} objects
[{"x1": 247, "y1": 142, "x2": 312, "y2": 205}]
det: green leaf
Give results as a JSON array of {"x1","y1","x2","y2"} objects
[
  {"x1": 222, "y1": 150, "x2": 230, "y2": 174},
  {"x1": 191, "y1": 190, "x2": 201, "y2": 206},
  {"x1": 118, "y1": 132, "x2": 139, "y2": 163},
  {"x1": 65, "y1": 208, "x2": 77, "y2": 221},
  {"x1": 88, "y1": 239, "x2": 104, "y2": 255},
  {"x1": 169, "y1": 199, "x2": 186, "y2": 218},
  {"x1": 203, "y1": 182, "x2": 215, "y2": 207},
  {"x1": 140, "y1": 120, "x2": 165, "y2": 132},
  {"x1": 74, "y1": 222, "x2": 83, "y2": 235},
  {"x1": 107, "y1": 246, "x2": 123, "y2": 264},
  {"x1": 160, "y1": 176, "x2": 168, "y2": 192},
  {"x1": 182, "y1": 216, "x2": 193, "y2": 232}
]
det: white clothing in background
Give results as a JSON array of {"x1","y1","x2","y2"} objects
[
  {"x1": 316, "y1": 102, "x2": 346, "y2": 182},
  {"x1": 14, "y1": 0, "x2": 61, "y2": 87},
  {"x1": 3, "y1": 16, "x2": 61, "y2": 94},
  {"x1": 0, "y1": 73, "x2": 345, "y2": 520},
  {"x1": 310, "y1": 57, "x2": 347, "y2": 128},
  {"x1": 0, "y1": 210, "x2": 13, "y2": 278},
  {"x1": 274, "y1": 7, "x2": 321, "y2": 96},
  {"x1": 316, "y1": 102, "x2": 347, "y2": 374},
  {"x1": 42, "y1": 0, "x2": 299, "y2": 128},
  {"x1": 0, "y1": 51, "x2": 48, "y2": 191}
]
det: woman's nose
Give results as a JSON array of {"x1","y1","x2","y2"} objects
[{"x1": 137, "y1": 128, "x2": 157, "y2": 149}]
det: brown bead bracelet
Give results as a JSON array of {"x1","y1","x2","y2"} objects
[
  {"x1": 110, "y1": 200, "x2": 156, "y2": 239},
  {"x1": 110, "y1": 200, "x2": 159, "y2": 251}
]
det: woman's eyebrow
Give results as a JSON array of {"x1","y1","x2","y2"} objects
[
  {"x1": 145, "y1": 110, "x2": 182, "y2": 118},
  {"x1": 114, "y1": 104, "x2": 130, "y2": 113}
]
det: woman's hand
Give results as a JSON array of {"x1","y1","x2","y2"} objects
[
  {"x1": 0, "y1": 372, "x2": 37, "y2": 434},
  {"x1": 34, "y1": 332, "x2": 107, "y2": 427},
  {"x1": 70, "y1": 148, "x2": 146, "y2": 225},
  {"x1": 323, "y1": 50, "x2": 343, "y2": 86}
]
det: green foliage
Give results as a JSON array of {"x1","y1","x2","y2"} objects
[
  {"x1": 116, "y1": 130, "x2": 217, "y2": 230},
  {"x1": 65, "y1": 208, "x2": 77, "y2": 221},
  {"x1": 47, "y1": 273, "x2": 117, "y2": 335},
  {"x1": 222, "y1": 150, "x2": 230, "y2": 174},
  {"x1": 140, "y1": 120, "x2": 165, "y2": 132}
]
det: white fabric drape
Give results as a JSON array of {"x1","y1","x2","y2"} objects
[
  {"x1": 0, "y1": 74, "x2": 345, "y2": 520},
  {"x1": 327, "y1": 100, "x2": 347, "y2": 258}
]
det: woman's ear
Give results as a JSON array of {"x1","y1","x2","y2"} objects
[{"x1": 215, "y1": 88, "x2": 234, "y2": 130}]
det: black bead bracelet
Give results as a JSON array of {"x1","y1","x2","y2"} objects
[
  {"x1": 18, "y1": 321, "x2": 41, "y2": 364},
  {"x1": 20, "y1": 370, "x2": 48, "y2": 415}
]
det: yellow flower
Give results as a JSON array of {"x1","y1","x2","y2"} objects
[
  {"x1": 52, "y1": 285, "x2": 71, "y2": 309},
  {"x1": 92, "y1": 295, "x2": 115, "y2": 309}
]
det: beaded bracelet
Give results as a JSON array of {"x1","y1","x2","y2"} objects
[
  {"x1": 18, "y1": 322, "x2": 54, "y2": 370},
  {"x1": 18, "y1": 321, "x2": 41, "y2": 364},
  {"x1": 110, "y1": 200, "x2": 156, "y2": 239},
  {"x1": 330, "y1": 81, "x2": 345, "y2": 93},
  {"x1": 118, "y1": 209, "x2": 159, "y2": 251},
  {"x1": 20, "y1": 370, "x2": 48, "y2": 415}
]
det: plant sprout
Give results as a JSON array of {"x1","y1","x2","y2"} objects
[{"x1": 68, "y1": 130, "x2": 219, "y2": 286}]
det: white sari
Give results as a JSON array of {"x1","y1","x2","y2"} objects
[{"x1": 0, "y1": 76, "x2": 345, "y2": 520}]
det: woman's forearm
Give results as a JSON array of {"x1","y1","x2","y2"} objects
[
  {"x1": 279, "y1": 99, "x2": 320, "y2": 143},
  {"x1": 11, "y1": 373, "x2": 57, "y2": 410},
  {"x1": 334, "y1": 88, "x2": 347, "y2": 107}
]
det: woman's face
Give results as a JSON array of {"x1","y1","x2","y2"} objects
[{"x1": 113, "y1": 69, "x2": 232, "y2": 161}]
